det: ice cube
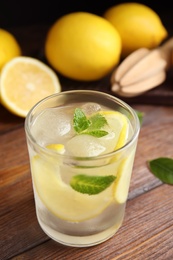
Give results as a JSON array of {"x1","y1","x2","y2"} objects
[
  {"x1": 81, "y1": 102, "x2": 101, "y2": 116},
  {"x1": 66, "y1": 134, "x2": 106, "y2": 157},
  {"x1": 31, "y1": 107, "x2": 75, "y2": 145}
]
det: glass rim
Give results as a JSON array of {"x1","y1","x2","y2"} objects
[{"x1": 25, "y1": 90, "x2": 140, "y2": 161}]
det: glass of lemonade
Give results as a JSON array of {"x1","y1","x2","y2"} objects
[{"x1": 25, "y1": 90, "x2": 140, "y2": 247}]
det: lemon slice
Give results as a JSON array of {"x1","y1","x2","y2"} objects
[
  {"x1": 0, "y1": 56, "x2": 61, "y2": 117},
  {"x1": 46, "y1": 143, "x2": 65, "y2": 154},
  {"x1": 114, "y1": 149, "x2": 136, "y2": 203},
  {"x1": 32, "y1": 155, "x2": 114, "y2": 222},
  {"x1": 100, "y1": 110, "x2": 129, "y2": 150},
  {"x1": 101, "y1": 111, "x2": 135, "y2": 204}
]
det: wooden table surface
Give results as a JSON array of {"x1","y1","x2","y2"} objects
[{"x1": 1, "y1": 21, "x2": 173, "y2": 260}]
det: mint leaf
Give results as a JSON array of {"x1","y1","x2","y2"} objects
[
  {"x1": 73, "y1": 108, "x2": 108, "y2": 137},
  {"x1": 148, "y1": 157, "x2": 173, "y2": 184},
  {"x1": 73, "y1": 108, "x2": 91, "y2": 133},
  {"x1": 70, "y1": 174, "x2": 116, "y2": 195},
  {"x1": 89, "y1": 113, "x2": 108, "y2": 130},
  {"x1": 85, "y1": 130, "x2": 108, "y2": 137}
]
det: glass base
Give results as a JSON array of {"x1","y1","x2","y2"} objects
[{"x1": 37, "y1": 215, "x2": 123, "y2": 247}]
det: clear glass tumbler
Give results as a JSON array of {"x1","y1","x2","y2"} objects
[{"x1": 25, "y1": 90, "x2": 140, "y2": 247}]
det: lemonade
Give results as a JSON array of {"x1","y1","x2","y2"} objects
[{"x1": 25, "y1": 90, "x2": 140, "y2": 247}]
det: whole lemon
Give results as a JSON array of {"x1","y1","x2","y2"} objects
[
  {"x1": 0, "y1": 29, "x2": 21, "y2": 71},
  {"x1": 104, "y1": 3, "x2": 168, "y2": 57},
  {"x1": 45, "y1": 12, "x2": 121, "y2": 81}
]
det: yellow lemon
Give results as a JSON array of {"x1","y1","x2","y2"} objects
[
  {"x1": 0, "y1": 29, "x2": 21, "y2": 71},
  {"x1": 45, "y1": 12, "x2": 121, "y2": 81},
  {"x1": 104, "y1": 3, "x2": 168, "y2": 57},
  {"x1": 0, "y1": 56, "x2": 61, "y2": 117}
]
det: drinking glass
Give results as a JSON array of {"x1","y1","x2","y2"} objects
[{"x1": 25, "y1": 90, "x2": 140, "y2": 247}]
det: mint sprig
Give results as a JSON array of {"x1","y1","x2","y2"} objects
[
  {"x1": 70, "y1": 174, "x2": 116, "y2": 195},
  {"x1": 148, "y1": 157, "x2": 173, "y2": 185},
  {"x1": 73, "y1": 108, "x2": 91, "y2": 133},
  {"x1": 73, "y1": 108, "x2": 108, "y2": 137}
]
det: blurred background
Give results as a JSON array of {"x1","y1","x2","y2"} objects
[{"x1": 0, "y1": 0, "x2": 172, "y2": 28}]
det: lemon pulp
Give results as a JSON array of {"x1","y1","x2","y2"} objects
[{"x1": 0, "y1": 57, "x2": 61, "y2": 117}]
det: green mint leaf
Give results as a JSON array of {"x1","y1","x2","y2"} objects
[
  {"x1": 148, "y1": 157, "x2": 173, "y2": 185},
  {"x1": 84, "y1": 130, "x2": 108, "y2": 137},
  {"x1": 73, "y1": 108, "x2": 91, "y2": 133},
  {"x1": 89, "y1": 113, "x2": 108, "y2": 130},
  {"x1": 73, "y1": 108, "x2": 109, "y2": 138},
  {"x1": 70, "y1": 174, "x2": 116, "y2": 195}
]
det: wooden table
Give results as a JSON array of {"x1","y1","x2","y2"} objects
[{"x1": 1, "y1": 23, "x2": 173, "y2": 260}]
